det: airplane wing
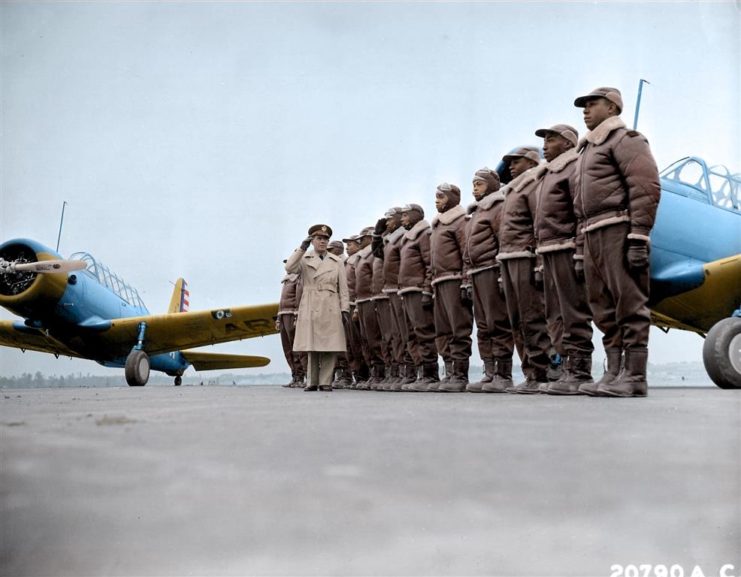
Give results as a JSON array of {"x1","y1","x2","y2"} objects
[
  {"x1": 0, "y1": 321, "x2": 86, "y2": 358},
  {"x1": 100, "y1": 303, "x2": 279, "y2": 357},
  {"x1": 180, "y1": 351, "x2": 271, "y2": 371},
  {"x1": 651, "y1": 254, "x2": 741, "y2": 334}
]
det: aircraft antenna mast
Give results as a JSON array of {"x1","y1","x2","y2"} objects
[
  {"x1": 633, "y1": 78, "x2": 650, "y2": 130},
  {"x1": 56, "y1": 201, "x2": 68, "y2": 253}
]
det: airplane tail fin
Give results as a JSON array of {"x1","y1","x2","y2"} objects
[{"x1": 168, "y1": 278, "x2": 190, "y2": 313}]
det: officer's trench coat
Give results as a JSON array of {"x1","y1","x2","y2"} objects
[{"x1": 285, "y1": 249, "x2": 349, "y2": 352}]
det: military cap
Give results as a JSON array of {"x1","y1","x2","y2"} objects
[
  {"x1": 328, "y1": 240, "x2": 344, "y2": 253},
  {"x1": 358, "y1": 226, "x2": 375, "y2": 238},
  {"x1": 308, "y1": 224, "x2": 332, "y2": 238},
  {"x1": 573, "y1": 87, "x2": 623, "y2": 113},
  {"x1": 384, "y1": 206, "x2": 403, "y2": 218},
  {"x1": 534, "y1": 124, "x2": 579, "y2": 147},
  {"x1": 436, "y1": 182, "x2": 461, "y2": 205},
  {"x1": 502, "y1": 146, "x2": 541, "y2": 165},
  {"x1": 342, "y1": 234, "x2": 359, "y2": 243}
]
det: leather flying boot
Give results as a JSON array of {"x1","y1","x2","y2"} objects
[
  {"x1": 383, "y1": 364, "x2": 400, "y2": 390},
  {"x1": 282, "y1": 374, "x2": 295, "y2": 388},
  {"x1": 483, "y1": 357, "x2": 512, "y2": 393},
  {"x1": 399, "y1": 364, "x2": 417, "y2": 386},
  {"x1": 336, "y1": 367, "x2": 352, "y2": 390},
  {"x1": 409, "y1": 363, "x2": 439, "y2": 392},
  {"x1": 440, "y1": 359, "x2": 468, "y2": 392},
  {"x1": 581, "y1": 348, "x2": 621, "y2": 396},
  {"x1": 597, "y1": 347, "x2": 648, "y2": 397},
  {"x1": 467, "y1": 358, "x2": 494, "y2": 393},
  {"x1": 356, "y1": 366, "x2": 372, "y2": 391},
  {"x1": 330, "y1": 367, "x2": 343, "y2": 389},
  {"x1": 547, "y1": 354, "x2": 592, "y2": 395},
  {"x1": 507, "y1": 367, "x2": 546, "y2": 394}
]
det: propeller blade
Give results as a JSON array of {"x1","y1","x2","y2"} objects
[{"x1": 0, "y1": 259, "x2": 87, "y2": 274}]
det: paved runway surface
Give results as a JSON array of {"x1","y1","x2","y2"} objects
[{"x1": 1, "y1": 385, "x2": 739, "y2": 576}]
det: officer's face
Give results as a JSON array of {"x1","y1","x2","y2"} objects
[
  {"x1": 312, "y1": 235, "x2": 329, "y2": 253},
  {"x1": 583, "y1": 97, "x2": 617, "y2": 131},
  {"x1": 472, "y1": 179, "x2": 488, "y2": 201},
  {"x1": 542, "y1": 134, "x2": 572, "y2": 162},
  {"x1": 509, "y1": 157, "x2": 535, "y2": 178}
]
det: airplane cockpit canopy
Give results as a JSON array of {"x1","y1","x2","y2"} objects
[
  {"x1": 69, "y1": 252, "x2": 147, "y2": 309},
  {"x1": 661, "y1": 157, "x2": 740, "y2": 211}
]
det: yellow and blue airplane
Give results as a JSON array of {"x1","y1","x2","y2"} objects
[
  {"x1": 0, "y1": 240, "x2": 278, "y2": 386},
  {"x1": 650, "y1": 157, "x2": 740, "y2": 389}
]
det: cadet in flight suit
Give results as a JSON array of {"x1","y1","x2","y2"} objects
[
  {"x1": 277, "y1": 265, "x2": 307, "y2": 388},
  {"x1": 342, "y1": 234, "x2": 368, "y2": 388},
  {"x1": 463, "y1": 167, "x2": 516, "y2": 393},
  {"x1": 327, "y1": 240, "x2": 352, "y2": 389},
  {"x1": 354, "y1": 227, "x2": 384, "y2": 389},
  {"x1": 573, "y1": 87, "x2": 660, "y2": 397},
  {"x1": 497, "y1": 147, "x2": 553, "y2": 393},
  {"x1": 430, "y1": 183, "x2": 474, "y2": 392},
  {"x1": 531, "y1": 124, "x2": 595, "y2": 395}
]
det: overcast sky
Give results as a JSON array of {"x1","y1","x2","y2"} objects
[{"x1": 1, "y1": 1, "x2": 739, "y2": 379}]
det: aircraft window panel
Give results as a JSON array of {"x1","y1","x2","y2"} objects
[{"x1": 676, "y1": 160, "x2": 707, "y2": 191}]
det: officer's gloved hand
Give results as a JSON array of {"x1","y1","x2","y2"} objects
[
  {"x1": 421, "y1": 293, "x2": 433, "y2": 309},
  {"x1": 342, "y1": 311, "x2": 351, "y2": 326},
  {"x1": 533, "y1": 268, "x2": 544, "y2": 290},
  {"x1": 460, "y1": 285, "x2": 473, "y2": 305},
  {"x1": 374, "y1": 218, "x2": 387, "y2": 236},
  {"x1": 300, "y1": 236, "x2": 312, "y2": 251},
  {"x1": 574, "y1": 259, "x2": 585, "y2": 282},
  {"x1": 626, "y1": 240, "x2": 650, "y2": 269}
]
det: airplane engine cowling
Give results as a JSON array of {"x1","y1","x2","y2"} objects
[{"x1": 0, "y1": 239, "x2": 69, "y2": 321}]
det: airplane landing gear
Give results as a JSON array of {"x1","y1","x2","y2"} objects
[
  {"x1": 125, "y1": 350, "x2": 150, "y2": 386},
  {"x1": 702, "y1": 317, "x2": 741, "y2": 389},
  {"x1": 174, "y1": 376, "x2": 182, "y2": 386}
]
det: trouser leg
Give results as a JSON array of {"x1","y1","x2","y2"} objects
[{"x1": 318, "y1": 352, "x2": 337, "y2": 389}]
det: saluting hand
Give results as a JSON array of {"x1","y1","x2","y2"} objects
[{"x1": 300, "y1": 236, "x2": 312, "y2": 251}]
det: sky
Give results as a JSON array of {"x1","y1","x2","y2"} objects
[{"x1": 1, "y1": 1, "x2": 739, "y2": 379}]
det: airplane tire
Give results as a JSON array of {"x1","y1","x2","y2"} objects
[
  {"x1": 125, "y1": 350, "x2": 150, "y2": 387},
  {"x1": 174, "y1": 376, "x2": 182, "y2": 386},
  {"x1": 702, "y1": 317, "x2": 741, "y2": 390}
]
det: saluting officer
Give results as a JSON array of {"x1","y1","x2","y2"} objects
[
  {"x1": 573, "y1": 87, "x2": 660, "y2": 397},
  {"x1": 285, "y1": 224, "x2": 349, "y2": 392}
]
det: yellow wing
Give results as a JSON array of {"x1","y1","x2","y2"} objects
[
  {"x1": 99, "y1": 302, "x2": 279, "y2": 356},
  {"x1": 0, "y1": 321, "x2": 85, "y2": 358},
  {"x1": 651, "y1": 254, "x2": 741, "y2": 334}
]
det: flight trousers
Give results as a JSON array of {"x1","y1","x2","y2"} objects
[
  {"x1": 279, "y1": 313, "x2": 307, "y2": 379},
  {"x1": 432, "y1": 279, "x2": 473, "y2": 362},
  {"x1": 400, "y1": 291, "x2": 438, "y2": 366},
  {"x1": 470, "y1": 267, "x2": 515, "y2": 360}
]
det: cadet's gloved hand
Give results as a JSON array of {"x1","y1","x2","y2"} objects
[
  {"x1": 574, "y1": 259, "x2": 585, "y2": 282},
  {"x1": 421, "y1": 293, "x2": 433, "y2": 309},
  {"x1": 627, "y1": 240, "x2": 650, "y2": 269},
  {"x1": 374, "y1": 218, "x2": 387, "y2": 236},
  {"x1": 275, "y1": 319, "x2": 281, "y2": 331},
  {"x1": 300, "y1": 236, "x2": 312, "y2": 251},
  {"x1": 460, "y1": 285, "x2": 473, "y2": 305},
  {"x1": 497, "y1": 274, "x2": 504, "y2": 295},
  {"x1": 352, "y1": 309, "x2": 359, "y2": 322},
  {"x1": 533, "y1": 268, "x2": 544, "y2": 290},
  {"x1": 342, "y1": 311, "x2": 351, "y2": 325}
]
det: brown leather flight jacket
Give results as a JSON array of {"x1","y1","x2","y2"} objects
[
  {"x1": 430, "y1": 204, "x2": 468, "y2": 285},
  {"x1": 573, "y1": 116, "x2": 660, "y2": 243},
  {"x1": 345, "y1": 253, "x2": 360, "y2": 304},
  {"x1": 534, "y1": 148, "x2": 580, "y2": 254},
  {"x1": 382, "y1": 226, "x2": 405, "y2": 292},
  {"x1": 354, "y1": 245, "x2": 375, "y2": 302},
  {"x1": 398, "y1": 220, "x2": 433, "y2": 295},
  {"x1": 278, "y1": 273, "x2": 303, "y2": 315},
  {"x1": 371, "y1": 252, "x2": 386, "y2": 298},
  {"x1": 464, "y1": 191, "x2": 506, "y2": 273},
  {"x1": 498, "y1": 168, "x2": 545, "y2": 259}
]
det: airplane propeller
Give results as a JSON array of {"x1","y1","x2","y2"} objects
[{"x1": 0, "y1": 258, "x2": 87, "y2": 275}]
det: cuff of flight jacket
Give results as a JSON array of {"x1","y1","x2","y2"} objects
[{"x1": 627, "y1": 231, "x2": 651, "y2": 243}]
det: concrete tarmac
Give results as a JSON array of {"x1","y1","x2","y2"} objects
[{"x1": 1, "y1": 385, "x2": 739, "y2": 577}]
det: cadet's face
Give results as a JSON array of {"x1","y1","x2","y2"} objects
[
  {"x1": 509, "y1": 157, "x2": 534, "y2": 178},
  {"x1": 401, "y1": 212, "x2": 411, "y2": 229},
  {"x1": 346, "y1": 241, "x2": 359, "y2": 255},
  {"x1": 472, "y1": 179, "x2": 488, "y2": 201},
  {"x1": 435, "y1": 192, "x2": 449, "y2": 212},
  {"x1": 386, "y1": 216, "x2": 398, "y2": 232},
  {"x1": 312, "y1": 235, "x2": 329, "y2": 253},
  {"x1": 583, "y1": 97, "x2": 616, "y2": 131},
  {"x1": 542, "y1": 134, "x2": 571, "y2": 162}
]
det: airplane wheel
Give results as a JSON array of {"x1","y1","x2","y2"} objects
[
  {"x1": 174, "y1": 376, "x2": 182, "y2": 386},
  {"x1": 702, "y1": 317, "x2": 741, "y2": 390},
  {"x1": 125, "y1": 350, "x2": 150, "y2": 387}
]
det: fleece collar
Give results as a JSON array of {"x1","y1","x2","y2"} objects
[
  {"x1": 384, "y1": 226, "x2": 406, "y2": 245},
  {"x1": 404, "y1": 219, "x2": 430, "y2": 241},
  {"x1": 478, "y1": 191, "x2": 505, "y2": 210},
  {"x1": 431, "y1": 204, "x2": 466, "y2": 227},
  {"x1": 511, "y1": 164, "x2": 547, "y2": 193},
  {"x1": 580, "y1": 115, "x2": 626, "y2": 147},
  {"x1": 546, "y1": 148, "x2": 579, "y2": 173}
]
